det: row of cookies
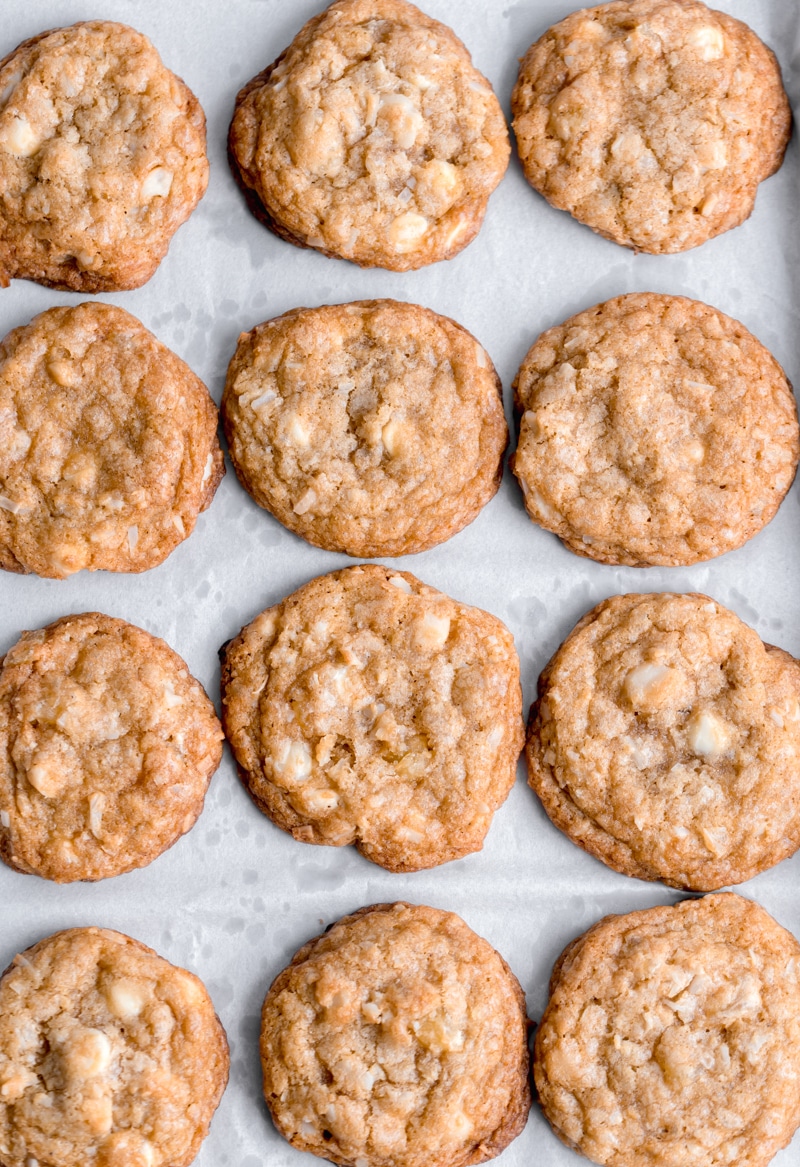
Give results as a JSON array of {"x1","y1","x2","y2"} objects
[
  {"x1": 1, "y1": 291, "x2": 796, "y2": 577},
  {"x1": 0, "y1": 0, "x2": 791, "y2": 291},
  {"x1": 2, "y1": 893, "x2": 800, "y2": 1167},
  {"x1": 3, "y1": 564, "x2": 800, "y2": 892}
]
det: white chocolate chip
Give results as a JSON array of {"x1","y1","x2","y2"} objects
[
  {"x1": 127, "y1": 525, "x2": 139, "y2": 553},
  {"x1": 362, "y1": 1001, "x2": 381, "y2": 1022},
  {"x1": 172, "y1": 513, "x2": 185, "y2": 536},
  {"x1": 162, "y1": 681, "x2": 183, "y2": 709},
  {"x1": 474, "y1": 343, "x2": 488, "y2": 369},
  {"x1": 0, "y1": 1067, "x2": 37, "y2": 1100},
  {"x1": 0, "y1": 114, "x2": 39, "y2": 156},
  {"x1": 687, "y1": 23, "x2": 725, "y2": 60},
  {"x1": 273, "y1": 739, "x2": 312, "y2": 784},
  {"x1": 64, "y1": 1028, "x2": 112, "y2": 1078},
  {"x1": 0, "y1": 811, "x2": 9, "y2": 828},
  {"x1": 388, "y1": 574, "x2": 412, "y2": 594},
  {"x1": 141, "y1": 167, "x2": 174, "y2": 200},
  {"x1": 624, "y1": 664, "x2": 683, "y2": 710},
  {"x1": 413, "y1": 611, "x2": 450, "y2": 651},
  {"x1": 687, "y1": 709, "x2": 732, "y2": 757},
  {"x1": 378, "y1": 92, "x2": 423, "y2": 148},
  {"x1": 387, "y1": 211, "x2": 428, "y2": 252},
  {"x1": 10, "y1": 430, "x2": 30, "y2": 460},
  {"x1": 287, "y1": 415, "x2": 310, "y2": 447},
  {"x1": 106, "y1": 978, "x2": 150, "y2": 1020},
  {"x1": 201, "y1": 452, "x2": 214, "y2": 485}
]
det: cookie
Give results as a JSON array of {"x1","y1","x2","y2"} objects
[
  {"x1": 534, "y1": 893, "x2": 800, "y2": 1167},
  {"x1": 0, "y1": 21, "x2": 208, "y2": 291},
  {"x1": 527, "y1": 592, "x2": 800, "y2": 890},
  {"x1": 0, "y1": 926, "x2": 229, "y2": 1167},
  {"x1": 511, "y1": 293, "x2": 799, "y2": 567},
  {"x1": 0, "y1": 302, "x2": 224, "y2": 578},
  {"x1": 228, "y1": 0, "x2": 510, "y2": 270},
  {"x1": 260, "y1": 901, "x2": 530, "y2": 1167},
  {"x1": 222, "y1": 300, "x2": 507, "y2": 556},
  {"x1": 511, "y1": 0, "x2": 791, "y2": 254},
  {"x1": 220, "y1": 565, "x2": 523, "y2": 871},
  {"x1": 0, "y1": 612, "x2": 224, "y2": 883}
]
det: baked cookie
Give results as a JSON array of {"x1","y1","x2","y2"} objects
[
  {"x1": 220, "y1": 565, "x2": 523, "y2": 871},
  {"x1": 0, "y1": 612, "x2": 224, "y2": 883},
  {"x1": 511, "y1": 293, "x2": 799, "y2": 566},
  {"x1": 527, "y1": 592, "x2": 800, "y2": 890},
  {"x1": 260, "y1": 901, "x2": 530, "y2": 1167},
  {"x1": 0, "y1": 302, "x2": 224, "y2": 578},
  {"x1": 228, "y1": 0, "x2": 510, "y2": 270},
  {"x1": 511, "y1": 0, "x2": 791, "y2": 253},
  {"x1": 534, "y1": 893, "x2": 800, "y2": 1167},
  {"x1": 222, "y1": 300, "x2": 507, "y2": 556},
  {"x1": 0, "y1": 926, "x2": 229, "y2": 1167},
  {"x1": 0, "y1": 21, "x2": 208, "y2": 291}
]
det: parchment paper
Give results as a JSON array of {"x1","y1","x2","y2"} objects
[{"x1": 1, "y1": 1, "x2": 799, "y2": 1164}]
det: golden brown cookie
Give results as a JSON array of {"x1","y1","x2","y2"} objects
[
  {"x1": 511, "y1": 0, "x2": 791, "y2": 253},
  {"x1": 0, "y1": 612, "x2": 224, "y2": 883},
  {"x1": 534, "y1": 893, "x2": 800, "y2": 1167},
  {"x1": 260, "y1": 901, "x2": 530, "y2": 1167},
  {"x1": 511, "y1": 293, "x2": 799, "y2": 566},
  {"x1": 222, "y1": 300, "x2": 507, "y2": 556},
  {"x1": 0, "y1": 926, "x2": 229, "y2": 1167},
  {"x1": 0, "y1": 21, "x2": 209, "y2": 290},
  {"x1": 527, "y1": 592, "x2": 800, "y2": 890},
  {"x1": 228, "y1": 0, "x2": 510, "y2": 270},
  {"x1": 0, "y1": 302, "x2": 224, "y2": 578},
  {"x1": 220, "y1": 565, "x2": 523, "y2": 871}
]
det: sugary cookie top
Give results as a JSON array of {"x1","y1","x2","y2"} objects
[
  {"x1": 0, "y1": 927, "x2": 229, "y2": 1167},
  {"x1": 221, "y1": 565, "x2": 523, "y2": 871},
  {"x1": 511, "y1": 0, "x2": 790, "y2": 254},
  {"x1": 535, "y1": 894, "x2": 800, "y2": 1167},
  {"x1": 229, "y1": 0, "x2": 510, "y2": 269},
  {"x1": 0, "y1": 21, "x2": 209, "y2": 290},
  {"x1": 512, "y1": 294, "x2": 799, "y2": 566},
  {"x1": 0, "y1": 613, "x2": 223, "y2": 882},
  {"x1": 222, "y1": 301, "x2": 506, "y2": 556},
  {"x1": 0, "y1": 302, "x2": 224, "y2": 578},
  {"x1": 527, "y1": 593, "x2": 800, "y2": 889},
  {"x1": 261, "y1": 902, "x2": 530, "y2": 1167}
]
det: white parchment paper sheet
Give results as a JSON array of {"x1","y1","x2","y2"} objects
[{"x1": 1, "y1": 1, "x2": 800, "y2": 1164}]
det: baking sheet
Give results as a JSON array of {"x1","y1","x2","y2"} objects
[{"x1": 1, "y1": 0, "x2": 800, "y2": 1163}]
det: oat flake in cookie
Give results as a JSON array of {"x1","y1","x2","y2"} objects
[
  {"x1": 222, "y1": 300, "x2": 507, "y2": 556},
  {"x1": 0, "y1": 21, "x2": 208, "y2": 291},
  {"x1": 0, "y1": 302, "x2": 224, "y2": 578},
  {"x1": 511, "y1": 293, "x2": 799, "y2": 567},
  {"x1": 220, "y1": 565, "x2": 523, "y2": 871},
  {"x1": 527, "y1": 592, "x2": 800, "y2": 890},
  {"x1": 535, "y1": 894, "x2": 800, "y2": 1167},
  {"x1": 0, "y1": 926, "x2": 229, "y2": 1167},
  {"x1": 260, "y1": 902, "x2": 530, "y2": 1167},
  {"x1": 0, "y1": 613, "x2": 224, "y2": 883},
  {"x1": 511, "y1": 0, "x2": 791, "y2": 253},
  {"x1": 228, "y1": 0, "x2": 510, "y2": 270}
]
